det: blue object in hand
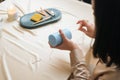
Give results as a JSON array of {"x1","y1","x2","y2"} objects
[{"x1": 49, "y1": 28, "x2": 72, "y2": 47}]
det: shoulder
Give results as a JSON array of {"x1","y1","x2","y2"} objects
[{"x1": 93, "y1": 60, "x2": 120, "y2": 80}]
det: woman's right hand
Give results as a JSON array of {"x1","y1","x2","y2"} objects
[
  {"x1": 77, "y1": 20, "x2": 95, "y2": 38},
  {"x1": 50, "y1": 29, "x2": 80, "y2": 51}
]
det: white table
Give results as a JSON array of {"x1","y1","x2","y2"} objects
[{"x1": 0, "y1": 0, "x2": 93, "y2": 80}]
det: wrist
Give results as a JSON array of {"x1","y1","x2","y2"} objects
[{"x1": 70, "y1": 43, "x2": 80, "y2": 51}]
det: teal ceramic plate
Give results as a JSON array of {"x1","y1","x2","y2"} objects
[{"x1": 20, "y1": 8, "x2": 62, "y2": 29}]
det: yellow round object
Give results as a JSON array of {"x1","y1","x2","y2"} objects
[{"x1": 31, "y1": 13, "x2": 43, "y2": 22}]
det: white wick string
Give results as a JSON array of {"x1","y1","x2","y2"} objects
[{"x1": 27, "y1": 0, "x2": 31, "y2": 13}]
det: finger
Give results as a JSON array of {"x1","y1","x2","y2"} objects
[
  {"x1": 48, "y1": 41, "x2": 55, "y2": 48},
  {"x1": 77, "y1": 20, "x2": 88, "y2": 27},
  {"x1": 78, "y1": 24, "x2": 84, "y2": 31},
  {"x1": 81, "y1": 28, "x2": 87, "y2": 32},
  {"x1": 78, "y1": 21, "x2": 91, "y2": 31},
  {"x1": 82, "y1": 20, "x2": 93, "y2": 28},
  {"x1": 59, "y1": 29, "x2": 67, "y2": 40},
  {"x1": 78, "y1": 24, "x2": 83, "y2": 31},
  {"x1": 55, "y1": 45, "x2": 63, "y2": 49},
  {"x1": 77, "y1": 21, "x2": 84, "y2": 30},
  {"x1": 81, "y1": 28, "x2": 90, "y2": 37},
  {"x1": 77, "y1": 20, "x2": 85, "y2": 24},
  {"x1": 77, "y1": 20, "x2": 82, "y2": 24}
]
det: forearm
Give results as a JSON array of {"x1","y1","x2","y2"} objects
[{"x1": 68, "y1": 49, "x2": 91, "y2": 80}]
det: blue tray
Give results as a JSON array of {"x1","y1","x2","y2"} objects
[{"x1": 20, "y1": 8, "x2": 62, "y2": 29}]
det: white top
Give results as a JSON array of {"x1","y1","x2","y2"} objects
[{"x1": 0, "y1": 0, "x2": 93, "y2": 80}]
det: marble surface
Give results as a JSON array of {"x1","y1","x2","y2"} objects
[{"x1": 0, "y1": 0, "x2": 93, "y2": 80}]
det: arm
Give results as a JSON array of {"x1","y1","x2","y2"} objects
[
  {"x1": 49, "y1": 29, "x2": 91, "y2": 80},
  {"x1": 68, "y1": 49, "x2": 91, "y2": 80}
]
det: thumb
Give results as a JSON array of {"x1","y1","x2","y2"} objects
[
  {"x1": 81, "y1": 27, "x2": 86, "y2": 32},
  {"x1": 81, "y1": 28, "x2": 91, "y2": 37},
  {"x1": 59, "y1": 29, "x2": 67, "y2": 41}
]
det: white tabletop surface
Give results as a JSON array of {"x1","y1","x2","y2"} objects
[{"x1": 0, "y1": 0, "x2": 93, "y2": 80}]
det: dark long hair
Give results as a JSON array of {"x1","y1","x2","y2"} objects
[{"x1": 93, "y1": 0, "x2": 120, "y2": 68}]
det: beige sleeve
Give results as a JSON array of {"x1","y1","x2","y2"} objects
[{"x1": 68, "y1": 49, "x2": 91, "y2": 80}]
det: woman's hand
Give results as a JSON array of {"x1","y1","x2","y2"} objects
[
  {"x1": 77, "y1": 20, "x2": 95, "y2": 38},
  {"x1": 50, "y1": 29, "x2": 80, "y2": 51}
]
